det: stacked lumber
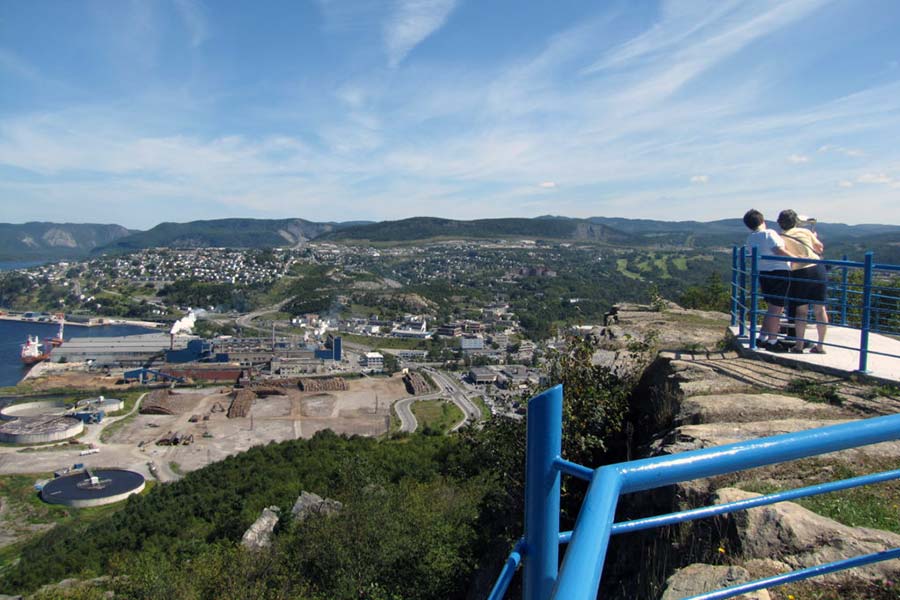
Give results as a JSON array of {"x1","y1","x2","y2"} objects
[
  {"x1": 298, "y1": 377, "x2": 348, "y2": 392},
  {"x1": 227, "y1": 389, "x2": 255, "y2": 418},
  {"x1": 403, "y1": 372, "x2": 430, "y2": 396}
]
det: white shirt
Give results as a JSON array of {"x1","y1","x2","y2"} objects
[{"x1": 745, "y1": 229, "x2": 790, "y2": 272}]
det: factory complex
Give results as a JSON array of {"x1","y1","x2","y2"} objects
[{"x1": 46, "y1": 331, "x2": 345, "y2": 381}]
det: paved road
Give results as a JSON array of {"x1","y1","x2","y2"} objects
[
  {"x1": 392, "y1": 390, "x2": 442, "y2": 433},
  {"x1": 234, "y1": 297, "x2": 295, "y2": 333},
  {"x1": 427, "y1": 369, "x2": 482, "y2": 432}
]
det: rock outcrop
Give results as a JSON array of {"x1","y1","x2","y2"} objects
[
  {"x1": 241, "y1": 506, "x2": 280, "y2": 550},
  {"x1": 661, "y1": 564, "x2": 770, "y2": 600},
  {"x1": 292, "y1": 491, "x2": 343, "y2": 522}
]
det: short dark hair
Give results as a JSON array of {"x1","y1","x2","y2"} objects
[
  {"x1": 778, "y1": 209, "x2": 798, "y2": 230},
  {"x1": 743, "y1": 209, "x2": 764, "y2": 230}
]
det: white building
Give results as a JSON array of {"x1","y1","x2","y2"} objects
[
  {"x1": 461, "y1": 335, "x2": 485, "y2": 351},
  {"x1": 364, "y1": 352, "x2": 384, "y2": 371}
]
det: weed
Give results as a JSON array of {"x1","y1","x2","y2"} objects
[
  {"x1": 861, "y1": 383, "x2": 900, "y2": 400},
  {"x1": 786, "y1": 378, "x2": 843, "y2": 405}
]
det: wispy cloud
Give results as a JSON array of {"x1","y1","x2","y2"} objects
[
  {"x1": 172, "y1": 0, "x2": 210, "y2": 47},
  {"x1": 857, "y1": 173, "x2": 893, "y2": 184},
  {"x1": 690, "y1": 175, "x2": 709, "y2": 184},
  {"x1": 383, "y1": 0, "x2": 457, "y2": 67},
  {"x1": 788, "y1": 154, "x2": 810, "y2": 164}
]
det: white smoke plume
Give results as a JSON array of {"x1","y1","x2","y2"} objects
[{"x1": 170, "y1": 310, "x2": 197, "y2": 335}]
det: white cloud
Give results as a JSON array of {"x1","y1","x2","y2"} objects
[
  {"x1": 690, "y1": 175, "x2": 709, "y2": 184},
  {"x1": 539, "y1": 181, "x2": 557, "y2": 189},
  {"x1": 857, "y1": 173, "x2": 893, "y2": 184},
  {"x1": 818, "y1": 144, "x2": 864, "y2": 157},
  {"x1": 788, "y1": 154, "x2": 810, "y2": 164},
  {"x1": 384, "y1": 0, "x2": 457, "y2": 67},
  {"x1": 838, "y1": 180, "x2": 853, "y2": 188}
]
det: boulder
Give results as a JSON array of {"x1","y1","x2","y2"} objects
[
  {"x1": 291, "y1": 491, "x2": 343, "y2": 522},
  {"x1": 716, "y1": 487, "x2": 900, "y2": 582},
  {"x1": 241, "y1": 506, "x2": 280, "y2": 550},
  {"x1": 660, "y1": 563, "x2": 770, "y2": 600}
]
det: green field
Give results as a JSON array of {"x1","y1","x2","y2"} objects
[{"x1": 411, "y1": 400, "x2": 464, "y2": 434}]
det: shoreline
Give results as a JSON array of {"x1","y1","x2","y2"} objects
[{"x1": 0, "y1": 314, "x2": 164, "y2": 329}]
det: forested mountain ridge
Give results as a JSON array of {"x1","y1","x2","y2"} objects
[
  {"x1": 317, "y1": 216, "x2": 634, "y2": 243},
  {"x1": 3, "y1": 216, "x2": 898, "y2": 262},
  {"x1": 95, "y1": 218, "x2": 358, "y2": 253},
  {"x1": 0, "y1": 222, "x2": 132, "y2": 261}
]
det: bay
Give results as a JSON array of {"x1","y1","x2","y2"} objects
[
  {"x1": 0, "y1": 320, "x2": 157, "y2": 388},
  {"x1": 0, "y1": 260, "x2": 46, "y2": 271}
]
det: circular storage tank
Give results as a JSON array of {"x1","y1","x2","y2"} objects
[
  {"x1": 41, "y1": 469, "x2": 146, "y2": 508},
  {"x1": 0, "y1": 400, "x2": 69, "y2": 420},
  {"x1": 0, "y1": 416, "x2": 83, "y2": 444},
  {"x1": 76, "y1": 396, "x2": 125, "y2": 413}
]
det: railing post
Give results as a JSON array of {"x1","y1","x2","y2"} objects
[
  {"x1": 859, "y1": 252, "x2": 874, "y2": 373},
  {"x1": 749, "y1": 246, "x2": 759, "y2": 349},
  {"x1": 524, "y1": 385, "x2": 562, "y2": 600},
  {"x1": 739, "y1": 246, "x2": 747, "y2": 337},
  {"x1": 730, "y1": 246, "x2": 739, "y2": 327},
  {"x1": 840, "y1": 254, "x2": 849, "y2": 326}
]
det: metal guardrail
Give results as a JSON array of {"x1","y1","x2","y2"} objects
[
  {"x1": 730, "y1": 246, "x2": 900, "y2": 372},
  {"x1": 488, "y1": 385, "x2": 900, "y2": 600}
]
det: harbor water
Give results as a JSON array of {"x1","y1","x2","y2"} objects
[{"x1": 0, "y1": 320, "x2": 155, "y2": 388}]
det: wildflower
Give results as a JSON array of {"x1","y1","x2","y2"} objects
[
  {"x1": 787, "y1": 595, "x2": 795, "y2": 600},
  {"x1": 717, "y1": 547, "x2": 726, "y2": 554}
]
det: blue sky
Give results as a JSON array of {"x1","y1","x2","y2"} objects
[{"x1": 2, "y1": 0, "x2": 900, "y2": 228}]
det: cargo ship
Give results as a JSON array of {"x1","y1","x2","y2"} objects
[{"x1": 21, "y1": 335, "x2": 50, "y2": 365}]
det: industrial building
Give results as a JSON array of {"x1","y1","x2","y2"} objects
[
  {"x1": 394, "y1": 349, "x2": 429, "y2": 362},
  {"x1": 51, "y1": 333, "x2": 196, "y2": 366},
  {"x1": 468, "y1": 367, "x2": 497, "y2": 385}
]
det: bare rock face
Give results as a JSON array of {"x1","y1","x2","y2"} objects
[
  {"x1": 660, "y1": 563, "x2": 770, "y2": 600},
  {"x1": 292, "y1": 491, "x2": 343, "y2": 522},
  {"x1": 677, "y1": 393, "x2": 846, "y2": 426},
  {"x1": 241, "y1": 506, "x2": 280, "y2": 551},
  {"x1": 42, "y1": 228, "x2": 78, "y2": 248},
  {"x1": 652, "y1": 418, "x2": 900, "y2": 461},
  {"x1": 715, "y1": 487, "x2": 900, "y2": 582}
]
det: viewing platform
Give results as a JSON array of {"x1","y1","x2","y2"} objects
[
  {"x1": 730, "y1": 325, "x2": 900, "y2": 384},
  {"x1": 730, "y1": 246, "x2": 900, "y2": 385}
]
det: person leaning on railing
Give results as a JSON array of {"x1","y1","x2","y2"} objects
[
  {"x1": 778, "y1": 209, "x2": 828, "y2": 354},
  {"x1": 743, "y1": 209, "x2": 793, "y2": 352}
]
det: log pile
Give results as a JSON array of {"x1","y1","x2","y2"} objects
[
  {"x1": 403, "y1": 372, "x2": 430, "y2": 396},
  {"x1": 227, "y1": 389, "x2": 256, "y2": 418},
  {"x1": 298, "y1": 377, "x2": 348, "y2": 392},
  {"x1": 140, "y1": 389, "x2": 177, "y2": 415}
]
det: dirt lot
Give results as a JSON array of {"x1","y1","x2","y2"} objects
[
  {"x1": 0, "y1": 375, "x2": 411, "y2": 484},
  {"x1": 108, "y1": 375, "x2": 409, "y2": 473}
]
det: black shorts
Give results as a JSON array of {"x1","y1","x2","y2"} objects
[
  {"x1": 759, "y1": 269, "x2": 790, "y2": 307},
  {"x1": 789, "y1": 264, "x2": 827, "y2": 306}
]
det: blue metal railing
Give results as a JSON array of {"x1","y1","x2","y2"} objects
[
  {"x1": 488, "y1": 385, "x2": 900, "y2": 600},
  {"x1": 729, "y1": 246, "x2": 900, "y2": 372}
]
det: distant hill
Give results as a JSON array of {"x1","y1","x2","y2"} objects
[
  {"x1": 319, "y1": 216, "x2": 633, "y2": 243},
  {"x1": 0, "y1": 222, "x2": 132, "y2": 261},
  {"x1": 95, "y1": 218, "x2": 359, "y2": 253},
  {"x1": 587, "y1": 216, "x2": 900, "y2": 258}
]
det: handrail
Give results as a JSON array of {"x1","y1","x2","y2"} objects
[
  {"x1": 729, "y1": 246, "x2": 900, "y2": 372},
  {"x1": 488, "y1": 385, "x2": 900, "y2": 600}
]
